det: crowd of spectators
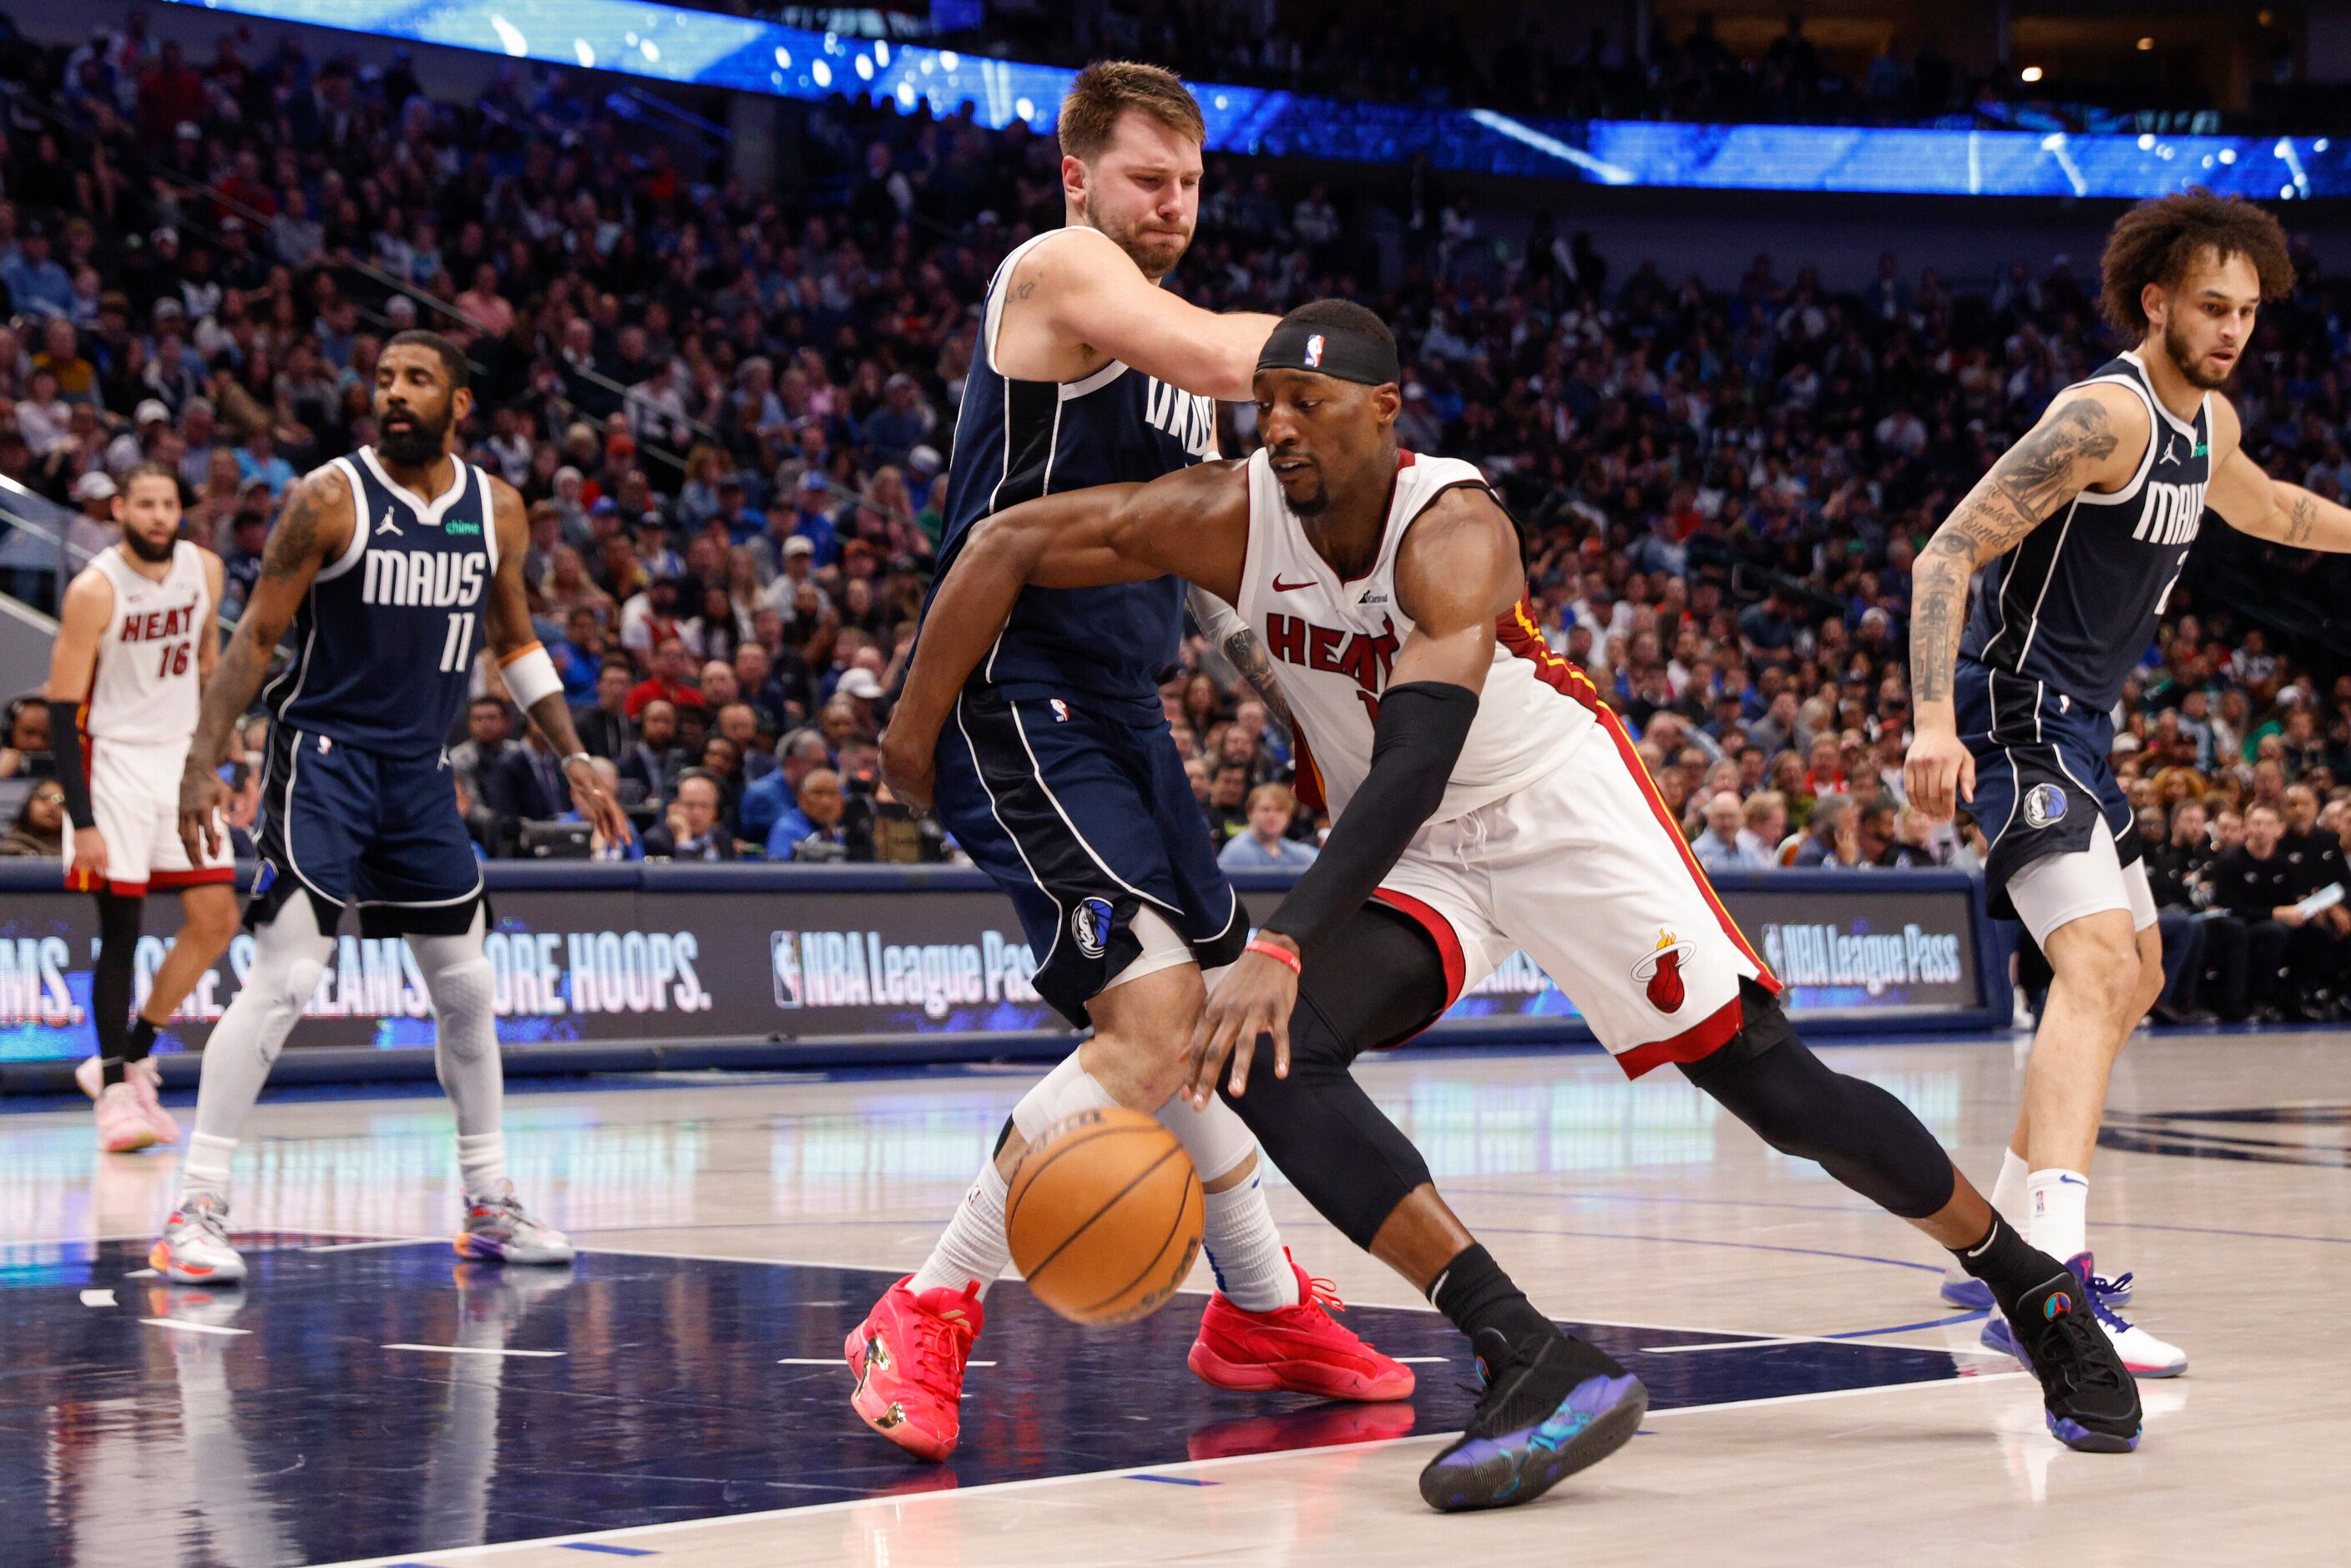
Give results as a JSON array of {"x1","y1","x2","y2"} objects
[{"x1": 5, "y1": 18, "x2": 2351, "y2": 1019}]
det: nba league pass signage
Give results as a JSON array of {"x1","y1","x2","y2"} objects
[{"x1": 0, "y1": 865, "x2": 1987, "y2": 1062}]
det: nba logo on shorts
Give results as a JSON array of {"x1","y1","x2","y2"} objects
[
  {"x1": 1049, "y1": 699, "x2": 1069, "y2": 722},
  {"x1": 1071, "y1": 897, "x2": 1115, "y2": 960},
  {"x1": 770, "y1": 931, "x2": 805, "y2": 1009},
  {"x1": 1304, "y1": 333, "x2": 1325, "y2": 367},
  {"x1": 2024, "y1": 783, "x2": 2068, "y2": 830}
]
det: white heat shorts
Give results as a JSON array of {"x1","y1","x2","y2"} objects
[
  {"x1": 63, "y1": 736, "x2": 234, "y2": 898},
  {"x1": 1372, "y1": 707, "x2": 1774, "y2": 1077}
]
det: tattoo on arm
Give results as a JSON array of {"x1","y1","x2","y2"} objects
[
  {"x1": 1222, "y1": 625, "x2": 1298, "y2": 736},
  {"x1": 2287, "y1": 491, "x2": 2318, "y2": 547},
  {"x1": 190, "y1": 479, "x2": 334, "y2": 768},
  {"x1": 1909, "y1": 398, "x2": 2119, "y2": 705}
]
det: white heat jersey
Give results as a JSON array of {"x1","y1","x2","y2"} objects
[
  {"x1": 83, "y1": 542, "x2": 209, "y2": 746},
  {"x1": 1233, "y1": 448, "x2": 1597, "y2": 822}
]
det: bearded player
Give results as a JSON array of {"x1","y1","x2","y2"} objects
[
  {"x1": 885, "y1": 300, "x2": 2144, "y2": 1510},
  {"x1": 48, "y1": 463, "x2": 237, "y2": 1152},
  {"x1": 149, "y1": 331, "x2": 632, "y2": 1284},
  {"x1": 843, "y1": 63, "x2": 1406, "y2": 1464},
  {"x1": 1907, "y1": 191, "x2": 2336, "y2": 1378}
]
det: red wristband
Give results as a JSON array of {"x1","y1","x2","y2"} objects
[{"x1": 1244, "y1": 938, "x2": 1302, "y2": 975}]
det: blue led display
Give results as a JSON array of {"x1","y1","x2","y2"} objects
[{"x1": 157, "y1": 0, "x2": 2345, "y2": 200}]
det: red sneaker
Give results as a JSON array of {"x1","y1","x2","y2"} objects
[
  {"x1": 846, "y1": 1275, "x2": 984, "y2": 1460},
  {"x1": 1187, "y1": 1252, "x2": 1414, "y2": 1401}
]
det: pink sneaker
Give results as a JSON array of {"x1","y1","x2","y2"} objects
[
  {"x1": 78, "y1": 1057, "x2": 178, "y2": 1146},
  {"x1": 128, "y1": 1062, "x2": 179, "y2": 1144},
  {"x1": 95, "y1": 1082, "x2": 160, "y2": 1154},
  {"x1": 845, "y1": 1276, "x2": 984, "y2": 1461}
]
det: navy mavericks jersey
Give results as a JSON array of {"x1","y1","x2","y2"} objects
[
  {"x1": 1960, "y1": 351, "x2": 2209, "y2": 711},
  {"x1": 933, "y1": 230, "x2": 1220, "y2": 702},
  {"x1": 263, "y1": 447, "x2": 496, "y2": 752}
]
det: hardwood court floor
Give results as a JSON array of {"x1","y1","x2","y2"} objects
[{"x1": 3, "y1": 1029, "x2": 2344, "y2": 1566}]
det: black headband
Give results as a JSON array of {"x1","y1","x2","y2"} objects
[{"x1": 1256, "y1": 317, "x2": 1398, "y2": 387}]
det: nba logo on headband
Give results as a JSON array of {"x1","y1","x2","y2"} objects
[{"x1": 1304, "y1": 333, "x2": 1324, "y2": 367}]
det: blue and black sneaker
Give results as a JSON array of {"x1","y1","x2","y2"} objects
[
  {"x1": 2003, "y1": 1268, "x2": 2142, "y2": 1453},
  {"x1": 1418, "y1": 1328, "x2": 1646, "y2": 1512}
]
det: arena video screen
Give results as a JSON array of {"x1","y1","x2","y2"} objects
[
  {"x1": 0, "y1": 871, "x2": 1983, "y2": 1062},
  {"x1": 159, "y1": 0, "x2": 2350, "y2": 200}
]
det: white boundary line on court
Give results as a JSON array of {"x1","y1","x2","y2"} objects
[
  {"x1": 27, "y1": 1232, "x2": 2005, "y2": 1358},
  {"x1": 306, "y1": 1371, "x2": 2032, "y2": 1568}
]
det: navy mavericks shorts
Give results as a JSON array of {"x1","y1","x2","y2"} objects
[
  {"x1": 250, "y1": 721, "x2": 484, "y2": 937},
  {"x1": 1955, "y1": 659, "x2": 2137, "y2": 921},
  {"x1": 934, "y1": 682, "x2": 1246, "y2": 1028}
]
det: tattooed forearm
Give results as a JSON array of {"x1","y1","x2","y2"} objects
[
  {"x1": 1908, "y1": 396, "x2": 2117, "y2": 708},
  {"x1": 1222, "y1": 625, "x2": 1299, "y2": 736}
]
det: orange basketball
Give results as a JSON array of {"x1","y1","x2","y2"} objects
[{"x1": 1005, "y1": 1106, "x2": 1204, "y2": 1325}]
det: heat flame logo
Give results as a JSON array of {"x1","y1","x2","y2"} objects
[{"x1": 1629, "y1": 928, "x2": 1697, "y2": 1014}]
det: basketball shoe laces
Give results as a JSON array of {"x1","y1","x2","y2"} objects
[
  {"x1": 2038, "y1": 1302, "x2": 2129, "y2": 1399},
  {"x1": 2083, "y1": 1269, "x2": 2139, "y2": 1337},
  {"x1": 177, "y1": 1193, "x2": 230, "y2": 1245},
  {"x1": 906, "y1": 1295, "x2": 974, "y2": 1383}
]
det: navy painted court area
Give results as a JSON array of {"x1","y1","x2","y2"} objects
[{"x1": 0, "y1": 1238, "x2": 1984, "y2": 1566}]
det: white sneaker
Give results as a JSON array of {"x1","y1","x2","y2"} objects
[
  {"x1": 455, "y1": 1180, "x2": 575, "y2": 1266},
  {"x1": 150, "y1": 1192, "x2": 247, "y2": 1285},
  {"x1": 2075, "y1": 1253, "x2": 2185, "y2": 1378}
]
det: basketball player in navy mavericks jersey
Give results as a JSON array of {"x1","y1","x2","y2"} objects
[
  {"x1": 846, "y1": 63, "x2": 1407, "y2": 1464},
  {"x1": 149, "y1": 331, "x2": 632, "y2": 1284},
  {"x1": 1909, "y1": 193, "x2": 2345, "y2": 1375}
]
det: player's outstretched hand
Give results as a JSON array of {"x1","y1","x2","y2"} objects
[
  {"x1": 1904, "y1": 728, "x2": 1975, "y2": 823},
  {"x1": 1186, "y1": 946, "x2": 1297, "y2": 1108},
  {"x1": 73, "y1": 827, "x2": 108, "y2": 883},
  {"x1": 179, "y1": 763, "x2": 227, "y2": 863},
  {"x1": 877, "y1": 716, "x2": 937, "y2": 812},
  {"x1": 564, "y1": 754, "x2": 633, "y2": 845}
]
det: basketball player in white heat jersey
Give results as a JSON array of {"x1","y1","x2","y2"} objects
[
  {"x1": 45, "y1": 462, "x2": 238, "y2": 1153},
  {"x1": 883, "y1": 300, "x2": 2143, "y2": 1510}
]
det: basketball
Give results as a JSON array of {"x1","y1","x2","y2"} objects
[{"x1": 1006, "y1": 1106, "x2": 1204, "y2": 1325}]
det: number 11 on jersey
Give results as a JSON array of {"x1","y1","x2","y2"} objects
[{"x1": 438, "y1": 611, "x2": 477, "y2": 674}]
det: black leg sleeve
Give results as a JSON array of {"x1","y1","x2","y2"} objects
[
  {"x1": 1681, "y1": 979, "x2": 1958, "y2": 1221},
  {"x1": 1216, "y1": 903, "x2": 1449, "y2": 1248},
  {"x1": 91, "y1": 891, "x2": 145, "y2": 1075}
]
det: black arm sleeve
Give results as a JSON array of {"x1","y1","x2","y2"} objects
[
  {"x1": 1262, "y1": 680, "x2": 1479, "y2": 959},
  {"x1": 47, "y1": 700, "x2": 94, "y2": 830}
]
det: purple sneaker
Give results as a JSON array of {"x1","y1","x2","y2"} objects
[{"x1": 1418, "y1": 1328, "x2": 1647, "y2": 1512}]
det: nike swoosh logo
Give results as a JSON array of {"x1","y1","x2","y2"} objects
[
  {"x1": 2056, "y1": 1175, "x2": 2088, "y2": 1186},
  {"x1": 1272, "y1": 576, "x2": 1316, "y2": 593}
]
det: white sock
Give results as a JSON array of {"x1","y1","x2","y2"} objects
[
  {"x1": 1201, "y1": 1173, "x2": 1299, "y2": 1312},
  {"x1": 179, "y1": 1132, "x2": 237, "y2": 1205},
  {"x1": 2025, "y1": 1167, "x2": 2090, "y2": 1265},
  {"x1": 1158, "y1": 1095, "x2": 1299, "y2": 1312},
  {"x1": 1991, "y1": 1146, "x2": 2030, "y2": 1222},
  {"x1": 458, "y1": 1131, "x2": 508, "y2": 1196},
  {"x1": 911, "y1": 1159, "x2": 1012, "y2": 1298},
  {"x1": 909, "y1": 1057, "x2": 1114, "y2": 1298}
]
